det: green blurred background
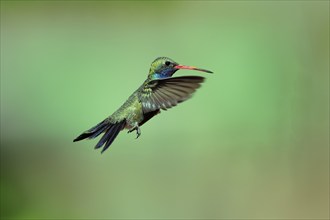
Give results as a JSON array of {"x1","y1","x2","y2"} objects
[{"x1": 1, "y1": 1, "x2": 329, "y2": 219}]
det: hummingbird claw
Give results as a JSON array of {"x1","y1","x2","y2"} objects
[
  {"x1": 128, "y1": 125, "x2": 141, "y2": 139},
  {"x1": 136, "y1": 126, "x2": 141, "y2": 139}
]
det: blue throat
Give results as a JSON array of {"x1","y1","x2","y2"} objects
[
  {"x1": 150, "y1": 69, "x2": 177, "y2": 80},
  {"x1": 151, "y1": 73, "x2": 168, "y2": 80}
]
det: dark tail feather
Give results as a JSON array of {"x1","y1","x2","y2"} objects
[
  {"x1": 73, "y1": 119, "x2": 109, "y2": 142},
  {"x1": 73, "y1": 119, "x2": 126, "y2": 153},
  {"x1": 98, "y1": 122, "x2": 125, "y2": 153}
]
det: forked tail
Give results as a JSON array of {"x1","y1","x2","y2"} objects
[{"x1": 73, "y1": 119, "x2": 126, "y2": 153}]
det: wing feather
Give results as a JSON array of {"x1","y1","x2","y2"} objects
[{"x1": 139, "y1": 76, "x2": 205, "y2": 113}]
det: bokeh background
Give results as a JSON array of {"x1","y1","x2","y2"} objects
[{"x1": 1, "y1": 1, "x2": 329, "y2": 219}]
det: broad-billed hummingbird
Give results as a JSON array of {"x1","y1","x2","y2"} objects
[{"x1": 74, "y1": 57, "x2": 213, "y2": 153}]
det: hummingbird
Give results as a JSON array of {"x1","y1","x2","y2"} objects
[{"x1": 73, "y1": 57, "x2": 213, "y2": 153}]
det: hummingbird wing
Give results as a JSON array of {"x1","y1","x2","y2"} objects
[{"x1": 139, "y1": 76, "x2": 205, "y2": 113}]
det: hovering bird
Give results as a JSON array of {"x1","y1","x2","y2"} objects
[{"x1": 74, "y1": 57, "x2": 213, "y2": 153}]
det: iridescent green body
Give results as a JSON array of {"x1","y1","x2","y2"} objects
[
  {"x1": 109, "y1": 91, "x2": 143, "y2": 129},
  {"x1": 74, "y1": 57, "x2": 213, "y2": 153}
]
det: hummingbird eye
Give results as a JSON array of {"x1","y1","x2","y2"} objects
[{"x1": 164, "y1": 61, "x2": 171, "y2": 66}]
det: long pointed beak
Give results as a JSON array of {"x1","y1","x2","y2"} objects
[{"x1": 174, "y1": 64, "x2": 213, "y2": 73}]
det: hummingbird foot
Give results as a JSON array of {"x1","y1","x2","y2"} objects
[
  {"x1": 127, "y1": 125, "x2": 141, "y2": 139},
  {"x1": 135, "y1": 126, "x2": 141, "y2": 139}
]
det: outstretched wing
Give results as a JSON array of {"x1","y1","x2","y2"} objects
[{"x1": 139, "y1": 76, "x2": 205, "y2": 113}]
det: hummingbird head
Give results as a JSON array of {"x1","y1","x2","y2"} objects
[{"x1": 148, "y1": 57, "x2": 213, "y2": 80}]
